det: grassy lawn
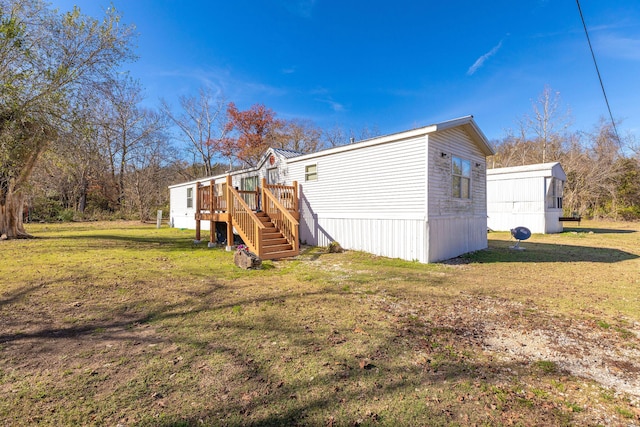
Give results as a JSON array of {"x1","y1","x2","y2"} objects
[{"x1": 1, "y1": 220, "x2": 639, "y2": 426}]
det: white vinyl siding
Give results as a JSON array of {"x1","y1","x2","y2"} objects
[
  {"x1": 426, "y1": 129, "x2": 489, "y2": 261},
  {"x1": 428, "y1": 128, "x2": 488, "y2": 218},
  {"x1": 487, "y1": 162, "x2": 566, "y2": 234},
  {"x1": 288, "y1": 134, "x2": 429, "y2": 261},
  {"x1": 169, "y1": 183, "x2": 200, "y2": 229},
  {"x1": 289, "y1": 135, "x2": 427, "y2": 218}
]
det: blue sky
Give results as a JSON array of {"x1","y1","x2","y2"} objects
[{"x1": 48, "y1": 0, "x2": 640, "y2": 143}]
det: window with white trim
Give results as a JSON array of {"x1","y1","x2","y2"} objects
[
  {"x1": 241, "y1": 176, "x2": 258, "y2": 191},
  {"x1": 186, "y1": 187, "x2": 193, "y2": 208},
  {"x1": 452, "y1": 156, "x2": 471, "y2": 199},
  {"x1": 305, "y1": 164, "x2": 317, "y2": 181},
  {"x1": 547, "y1": 177, "x2": 563, "y2": 209}
]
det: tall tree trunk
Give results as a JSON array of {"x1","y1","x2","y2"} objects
[
  {"x1": 0, "y1": 189, "x2": 30, "y2": 239},
  {"x1": 0, "y1": 132, "x2": 49, "y2": 239},
  {"x1": 78, "y1": 170, "x2": 88, "y2": 213}
]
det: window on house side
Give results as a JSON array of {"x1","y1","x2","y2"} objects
[
  {"x1": 241, "y1": 176, "x2": 258, "y2": 191},
  {"x1": 547, "y1": 177, "x2": 564, "y2": 209},
  {"x1": 452, "y1": 156, "x2": 471, "y2": 199},
  {"x1": 305, "y1": 164, "x2": 317, "y2": 181},
  {"x1": 186, "y1": 187, "x2": 193, "y2": 208}
]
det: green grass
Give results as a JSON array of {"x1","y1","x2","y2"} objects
[
  {"x1": 0, "y1": 220, "x2": 638, "y2": 426},
  {"x1": 534, "y1": 360, "x2": 558, "y2": 374}
]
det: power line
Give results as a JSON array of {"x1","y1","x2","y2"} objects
[{"x1": 575, "y1": 0, "x2": 622, "y2": 143}]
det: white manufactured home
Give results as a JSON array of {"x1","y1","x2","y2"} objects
[
  {"x1": 169, "y1": 116, "x2": 495, "y2": 263},
  {"x1": 487, "y1": 162, "x2": 566, "y2": 234}
]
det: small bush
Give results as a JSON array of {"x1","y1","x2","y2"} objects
[
  {"x1": 617, "y1": 206, "x2": 640, "y2": 221},
  {"x1": 28, "y1": 197, "x2": 63, "y2": 222},
  {"x1": 57, "y1": 209, "x2": 76, "y2": 222},
  {"x1": 327, "y1": 241, "x2": 343, "y2": 253}
]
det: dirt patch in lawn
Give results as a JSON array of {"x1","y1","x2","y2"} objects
[{"x1": 379, "y1": 292, "x2": 640, "y2": 401}]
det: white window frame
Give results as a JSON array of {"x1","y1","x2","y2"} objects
[
  {"x1": 267, "y1": 167, "x2": 278, "y2": 185},
  {"x1": 305, "y1": 164, "x2": 318, "y2": 181},
  {"x1": 547, "y1": 177, "x2": 563, "y2": 209},
  {"x1": 452, "y1": 156, "x2": 471, "y2": 199},
  {"x1": 186, "y1": 187, "x2": 194, "y2": 208},
  {"x1": 241, "y1": 176, "x2": 259, "y2": 191}
]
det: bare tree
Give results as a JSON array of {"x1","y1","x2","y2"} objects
[
  {"x1": 353, "y1": 124, "x2": 381, "y2": 141},
  {"x1": 490, "y1": 86, "x2": 571, "y2": 168},
  {"x1": 125, "y1": 128, "x2": 174, "y2": 221},
  {"x1": 28, "y1": 113, "x2": 109, "y2": 219},
  {"x1": 560, "y1": 120, "x2": 624, "y2": 218},
  {"x1": 95, "y1": 75, "x2": 167, "y2": 214},
  {"x1": 323, "y1": 125, "x2": 348, "y2": 147},
  {"x1": 161, "y1": 88, "x2": 228, "y2": 177},
  {"x1": 525, "y1": 85, "x2": 571, "y2": 163},
  {"x1": 322, "y1": 124, "x2": 382, "y2": 148},
  {"x1": 273, "y1": 118, "x2": 324, "y2": 153}
]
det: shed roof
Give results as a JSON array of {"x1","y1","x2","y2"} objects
[{"x1": 487, "y1": 162, "x2": 567, "y2": 181}]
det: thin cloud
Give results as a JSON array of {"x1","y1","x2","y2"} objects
[
  {"x1": 281, "y1": 0, "x2": 317, "y2": 18},
  {"x1": 596, "y1": 33, "x2": 640, "y2": 61},
  {"x1": 315, "y1": 97, "x2": 346, "y2": 112},
  {"x1": 155, "y1": 66, "x2": 287, "y2": 102},
  {"x1": 467, "y1": 40, "x2": 504, "y2": 76}
]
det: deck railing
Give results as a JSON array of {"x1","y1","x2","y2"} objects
[
  {"x1": 196, "y1": 180, "x2": 226, "y2": 212},
  {"x1": 196, "y1": 179, "x2": 295, "y2": 215},
  {"x1": 227, "y1": 184, "x2": 264, "y2": 255},
  {"x1": 237, "y1": 190, "x2": 259, "y2": 211},
  {"x1": 263, "y1": 181, "x2": 298, "y2": 212},
  {"x1": 261, "y1": 178, "x2": 299, "y2": 253},
  {"x1": 194, "y1": 176, "x2": 299, "y2": 258}
]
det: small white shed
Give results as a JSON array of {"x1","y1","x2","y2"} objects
[{"x1": 487, "y1": 162, "x2": 566, "y2": 234}]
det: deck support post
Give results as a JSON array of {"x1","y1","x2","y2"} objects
[
  {"x1": 209, "y1": 179, "x2": 215, "y2": 245},
  {"x1": 195, "y1": 181, "x2": 201, "y2": 242},
  {"x1": 292, "y1": 180, "x2": 298, "y2": 212},
  {"x1": 261, "y1": 177, "x2": 267, "y2": 213},
  {"x1": 225, "y1": 175, "x2": 234, "y2": 250}
]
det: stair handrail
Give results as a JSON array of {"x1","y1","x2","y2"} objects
[
  {"x1": 261, "y1": 178, "x2": 299, "y2": 254},
  {"x1": 263, "y1": 182, "x2": 297, "y2": 211},
  {"x1": 228, "y1": 185, "x2": 265, "y2": 255}
]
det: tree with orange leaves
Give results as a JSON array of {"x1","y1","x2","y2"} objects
[{"x1": 224, "y1": 103, "x2": 284, "y2": 167}]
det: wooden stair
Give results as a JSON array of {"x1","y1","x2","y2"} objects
[{"x1": 254, "y1": 212, "x2": 299, "y2": 260}]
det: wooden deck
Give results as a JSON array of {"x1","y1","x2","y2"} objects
[{"x1": 195, "y1": 176, "x2": 299, "y2": 260}]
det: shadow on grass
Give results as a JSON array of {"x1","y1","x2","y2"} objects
[
  {"x1": 562, "y1": 227, "x2": 636, "y2": 234},
  {"x1": 35, "y1": 232, "x2": 191, "y2": 245},
  {"x1": 0, "y1": 278, "x2": 600, "y2": 426},
  {"x1": 463, "y1": 241, "x2": 638, "y2": 264}
]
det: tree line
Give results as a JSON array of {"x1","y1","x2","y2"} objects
[
  {"x1": 490, "y1": 86, "x2": 640, "y2": 221},
  {"x1": 0, "y1": 0, "x2": 378, "y2": 237},
  {"x1": 1, "y1": 1, "x2": 638, "y2": 239}
]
